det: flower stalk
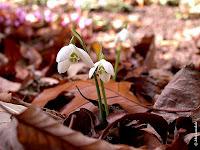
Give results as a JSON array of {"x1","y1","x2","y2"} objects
[
  {"x1": 113, "y1": 45, "x2": 121, "y2": 81},
  {"x1": 113, "y1": 27, "x2": 133, "y2": 81},
  {"x1": 71, "y1": 31, "x2": 107, "y2": 122},
  {"x1": 56, "y1": 29, "x2": 114, "y2": 124},
  {"x1": 96, "y1": 48, "x2": 109, "y2": 116},
  {"x1": 100, "y1": 79, "x2": 109, "y2": 116},
  {"x1": 93, "y1": 73, "x2": 105, "y2": 122},
  {"x1": 89, "y1": 59, "x2": 114, "y2": 117}
]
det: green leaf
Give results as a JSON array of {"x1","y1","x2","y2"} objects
[{"x1": 71, "y1": 28, "x2": 88, "y2": 52}]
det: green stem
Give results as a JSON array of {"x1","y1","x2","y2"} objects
[
  {"x1": 113, "y1": 45, "x2": 121, "y2": 81},
  {"x1": 70, "y1": 30, "x2": 105, "y2": 122},
  {"x1": 100, "y1": 80, "x2": 109, "y2": 116},
  {"x1": 93, "y1": 73, "x2": 105, "y2": 122}
]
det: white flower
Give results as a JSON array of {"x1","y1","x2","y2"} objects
[
  {"x1": 89, "y1": 59, "x2": 114, "y2": 82},
  {"x1": 114, "y1": 28, "x2": 133, "y2": 44},
  {"x1": 56, "y1": 44, "x2": 94, "y2": 73}
]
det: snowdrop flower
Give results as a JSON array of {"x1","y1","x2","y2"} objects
[
  {"x1": 89, "y1": 59, "x2": 114, "y2": 82},
  {"x1": 114, "y1": 28, "x2": 133, "y2": 44},
  {"x1": 56, "y1": 44, "x2": 94, "y2": 73}
]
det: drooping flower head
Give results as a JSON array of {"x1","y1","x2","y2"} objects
[
  {"x1": 89, "y1": 59, "x2": 114, "y2": 82},
  {"x1": 56, "y1": 44, "x2": 94, "y2": 73},
  {"x1": 114, "y1": 28, "x2": 133, "y2": 44}
]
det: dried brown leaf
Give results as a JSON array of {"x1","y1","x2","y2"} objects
[
  {"x1": 153, "y1": 65, "x2": 200, "y2": 117},
  {"x1": 0, "y1": 92, "x2": 12, "y2": 102},
  {"x1": 0, "y1": 119, "x2": 24, "y2": 150},
  {"x1": 16, "y1": 106, "x2": 139, "y2": 150},
  {"x1": 0, "y1": 77, "x2": 21, "y2": 92},
  {"x1": 32, "y1": 80, "x2": 148, "y2": 115}
]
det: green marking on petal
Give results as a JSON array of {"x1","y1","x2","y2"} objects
[
  {"x1": 97, "y1": 65, "x2": 106, "y2": 75},
  {"x1": 69, "y1": 52, "x2": 80, "y2": 63}
]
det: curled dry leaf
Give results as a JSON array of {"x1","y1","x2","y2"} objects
[
  {"x1": 153, "y1": 65, "x2": 200, "y2": 120},
  {"x1": 15, "y1": 105, "x2": 139, "y2": 150},
  {"x1": 101, "y1": 113, "x2": 168, "y2": 144},
  {"x1": 63, "y1": 108, "x2": 97, "y2": 137}
]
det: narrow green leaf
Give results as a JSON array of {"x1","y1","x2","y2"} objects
[{"x1": 71, "y1": 28, "x2": 88, "y2": 52}]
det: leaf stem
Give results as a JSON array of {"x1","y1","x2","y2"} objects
[
  {"x1": 100, "y1": 80, "x2": 109, "y2": 116},
  {"x1": 113, "y1": 45, "x2": 121, "y2": 81}
]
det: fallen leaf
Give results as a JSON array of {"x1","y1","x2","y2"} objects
[
  {"x1": 15, "y1": 62, "x2": 30, "y2": 80},
  {"x1": 0, "y1": 77, "x2": 21, "y2": 92},
  {"x1": 44, "y1": 91, "x2": 74, "y2": 111},
  {"x1": 15, "y1": 105, "x2": 139, "y2": 150},
  {"x1": 32, "y1": 82, "x2": 73, "y2": 107},
  {"x1": 0, "y1": 92, "x2": 12, "y2": 102},
  {"x1": 166, "y1": 129, "x2": 188, "y2": 150},
  {"x1": 39, "y1": 77, "x2": 59, "y2": 87},
  {"x1": 129, "y1": 74, "x2": 167, "y2": 103},
  {"x1": 101, "y1": 113, "x2": 168, "y2": 144},
  {"x1": 0, "y1": 37, "x2": 21, "y2": 76},
  {"x1": 32, "y1": 80, "x2": 149, "y2": 115},
  {"x1": 0, "y1": 102, "x2": 27, "y2": 114},
  {"x1": 20, "y1": 43, "x2": 42, "y2": 69},
  {"x1": 153, "y1": 65, "x2": 200, "y2": 120},
  {"x1": 0, "y1": 119, "x2": 24, "y2": 150},
  {"x1": 133, "y1": 28, "x2": 154, "y2": 58},
  {"x1": 63, "y1": 108, "x2": 97, "y2": 137}
]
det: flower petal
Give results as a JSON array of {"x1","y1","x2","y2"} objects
[
  {"x1": 89, "y1": 61, "x2": 101, "y2": 78},
  {"x1": 89, "y1": 66, "x2": 96, "y2": 78},
  {"x1": 101, "y1": 59, "x2": 114, "y2": 76},
  {"x1": 116, "y1": 28, "x2": 129, "y2": 42},
  {"x1": 76, "y1": 47, "x2": 94, "y2": 67},
  {"x1": 99, "y1": 73, "x2": 111, "y2": 82},
  {"x1": 75, "y1": 47, "x2": 94, "y2": 67},
  {"x1": 56, "y1": 44, "x2": 75, "y2": 62},
  {"x1": 57, "y1": 59, "x2": 70, "y2": 73}
]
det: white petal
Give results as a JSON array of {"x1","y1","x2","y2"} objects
[
  {"x1": 101, "y1": 59, "x2": 114, "y2": 76},
  {"x1": 89, "y1": 66, "x2": 96, "y2": 78},
  {"x1": 118, "y1": 28, "x2": 129, "y2": 42},
  {"x1": 99, "y1": 73, "x2": 111, "y2": 82},
  {"x1": 94, "y1": 60, "x2": 101, "y2": 67},
  {"x1": 89, "y1": 61, "x2": 101, "y2": 78},
  {"x1": 57, "y1": 59, "x2": 71, "y2": 73},
  {"x1": 75, "y1": 47, "x2": 94, "y2": 67},
  {"x1": 56, "y1": 44, "x2": 75, "y2": 62}
]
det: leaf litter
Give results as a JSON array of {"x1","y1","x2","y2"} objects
[{"x1": 0, "y1": 1, "x2": 200, "y2": 150}]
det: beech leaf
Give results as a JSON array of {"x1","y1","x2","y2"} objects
[
  {"x1": 15, "y1": 106, "x2": 139, "y2": 150},
  {"x1": 153, "y1": 65, "x2": 200, "y2": 120},
  {"x1": 32, "y1": 80, "x2": 149, "y2": 115}
]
